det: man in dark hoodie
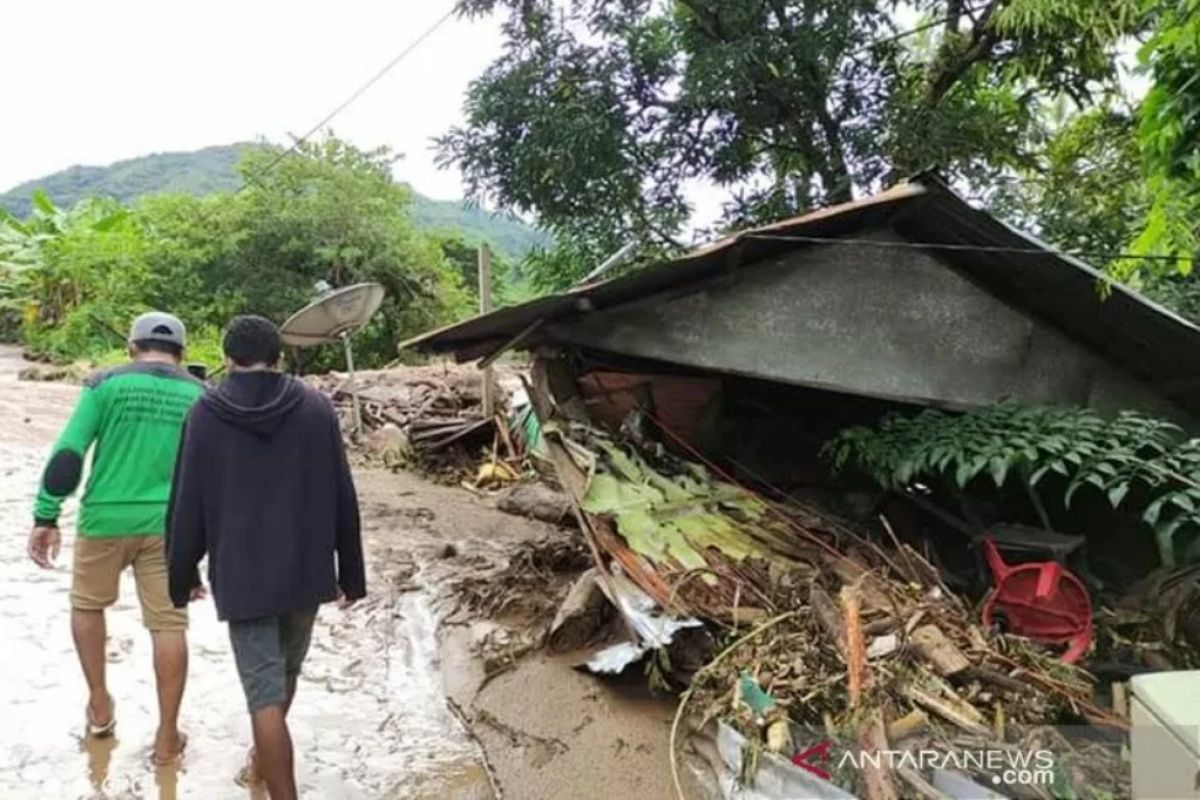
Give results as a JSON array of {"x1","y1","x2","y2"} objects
[{"x1": 167, "y1": 315, "x2": 365, "y2": 799}]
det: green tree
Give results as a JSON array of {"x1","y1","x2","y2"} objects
[
  {"x1": 991, "y1": 107, "x2": 1147, "y2": 264},
  {"x1": 225, "y1": 137, "x2": 470, "y2": 367},
  {"x1": 2, "y1": 136, "x2": 472, "y2": 368},
  {"x1": 432, "y1": 231, "x2": 515, "y2": 308},
  {"x1": 441, "y1": 0, "x2": 1145, "y2": 288},
  {"x1": 985, "y1": 103, "x2": 1200, "y2": 325},
  {"x1": 1122, "y1": 0, "x2": 1200, "y2": 280}
]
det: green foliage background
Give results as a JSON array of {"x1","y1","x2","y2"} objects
[
  {"x1": 0, "y1": 137, "x2": 493, "y2": 371},
  {"x1": 0, "y1": 143, "x2": 551, "y2": 263}
]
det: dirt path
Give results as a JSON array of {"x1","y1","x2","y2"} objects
[{"x1": 0, "y1": 347, "x2": 708, "y2": 800}]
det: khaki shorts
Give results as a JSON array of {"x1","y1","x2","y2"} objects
[{"x1": 71, "y1": 535, "x2": 188, "y2": 632}]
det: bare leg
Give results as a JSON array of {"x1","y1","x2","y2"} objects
[
  {"x1": 71, "y1": 609, "x2": 112, "y2": 725},
  {"x1": 151, "y1": 630, "x2": 188, "y2": 760},
  {"x1": 284, "y1": 674, "x2": 300, "y2": 714},
  {"x1": 251, "y1": 704, "x2": 297, "y2": 800},
  {"x1": 245, "y1": 675, "x2": 300, "y2": 783}
]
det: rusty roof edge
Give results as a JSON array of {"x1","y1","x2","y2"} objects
[
  {"x1": 401, "y1": 180, "x2": 930, "y2": 353},
  {"x1": 922, "y1": 174, "x2": 1200, "y2": 337}
]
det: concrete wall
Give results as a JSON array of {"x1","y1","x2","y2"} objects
[{"x1": 547, "y1": 230, "x2": 1189, "y2": 421}]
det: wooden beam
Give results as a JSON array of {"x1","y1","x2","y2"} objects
[{"x1": 478, "y1": 245, "x2": 495, "y2": 417}]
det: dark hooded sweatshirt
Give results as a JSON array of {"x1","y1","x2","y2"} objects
[{"x1": 166, "y1": 371, "x2": 365, "y2": 621}]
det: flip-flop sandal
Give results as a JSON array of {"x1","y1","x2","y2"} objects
[
  {"x1": 85, "y1": 695, "x2": 116, "y2": 738},
  {"x1": 234, "y1": 747, "x2": 261, "y2": 787},
  {"x1": 149, "y1": 732, "x2": 188, "y2": 767}
]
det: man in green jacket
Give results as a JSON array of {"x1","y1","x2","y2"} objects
[{"x1": 26, "y1": 311, "x2": 204, "y2": 764}]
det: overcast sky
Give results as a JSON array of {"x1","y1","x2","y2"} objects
[{"x1": 0, "y1": 1, "x2": 500, "y2": 200}]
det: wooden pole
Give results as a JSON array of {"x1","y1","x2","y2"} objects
[{"x1": 478, "y1": 244, "x2": 495, "y2": 417}]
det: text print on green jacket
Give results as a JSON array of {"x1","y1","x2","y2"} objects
[{"x1": 34, "y1": 362, "x2": 204, "y2": 537}]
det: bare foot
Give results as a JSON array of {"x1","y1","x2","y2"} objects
[{"x1": 152, "y1": 729, "x2": 188, "y2": 765}]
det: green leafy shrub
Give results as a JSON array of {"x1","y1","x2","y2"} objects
[
  {"x1": 1, "y1": 137, "x2": 471, "y2": 369},
  {"x1": 826, "y1": 403, "x2": 1200, "y2": 566}
]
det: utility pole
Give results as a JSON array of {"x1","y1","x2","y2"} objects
[{"x1": 478, "y1": 244, "x2": 495, "y2": 418}]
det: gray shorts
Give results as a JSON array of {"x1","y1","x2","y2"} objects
[{"x1": 228, "y1": 609, "x2": 318, "y2": 712}]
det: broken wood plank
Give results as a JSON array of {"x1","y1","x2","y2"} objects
[
  {"x1": 964, "y1": 666, "x2": 1030, "y2": 695},
  {"x1": 857, "y1": 712, "x2": 899, "y2": 800},
  {"x1": 902, "y1": 685, "x2": 991, "y2": 737},
  {"x1": 863, "y1": 615, "x2": 898, "y2": 636},
  {"x1": 909, "y1": 624, "x2": 970, "y2": 676},
  {"x1": 811, "y1": 585, "x2": 845, "y2": 652},
  {"x1": 1112, "y1": 681, "x2": 1129, "y2": 717},
  {"x1": 885, "y1": 709, "x2": 929, "y2": 742},
  {"x1": 828, "y1": 558, "x2": 894, "y2": 613}
]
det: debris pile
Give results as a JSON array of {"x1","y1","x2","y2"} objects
[
  {"x1": 305, "y1": 364, "x2": 515, "y2": 474},
  {"x1": 450, "y1": 535, "x2": 591, "y2": 623},
  {"x1": 550, "y1": 428, "x2": 1128, "y2": 798},
  {"x1": 448, "y1": 535, "x2": 595, "y2": 680},
  {"x1": 1095, "y1": 564, "x2": 1200, "y2": 671}
]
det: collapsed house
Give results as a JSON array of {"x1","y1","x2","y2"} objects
[{"x1": 403, "y1": 175, "x2": 1200, "y2": 798}]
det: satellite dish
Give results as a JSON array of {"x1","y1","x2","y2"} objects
[
  {"x1": 280, "y1": 282, "x2": 386, "y2": 437},
  {"x1": 279, "y1": 282, "x2": 385, "y2": 347}
]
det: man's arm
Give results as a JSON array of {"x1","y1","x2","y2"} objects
[
  {"x1": 33, "y1": 385, "x2": 102, "y2": 527},
  {"x1": 330, "y1": 406, "x2": 365, "y2": 602},
  {"x1": 166, "y1": 414, "x2": 206, "y2": 607}
]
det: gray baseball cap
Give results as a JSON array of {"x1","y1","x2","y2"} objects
[{"x1": 129, "y1": 311, "x2": 186, "y2": 348}]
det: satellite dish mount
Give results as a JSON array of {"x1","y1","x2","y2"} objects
[{"x1": 279, "y1": 282, "x2": 386, "y2": 437}]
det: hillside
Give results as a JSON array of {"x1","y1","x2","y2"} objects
[{"x1": 0, "y1": 144, "x2": 549, "y2": 259}]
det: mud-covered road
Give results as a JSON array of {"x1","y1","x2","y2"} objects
[
  {"x1": 0, "y1": 347, "x2": 510, "y2": 799},
  {"x1": 0, "y1": 347, "x2": 707, "y2": 800}
]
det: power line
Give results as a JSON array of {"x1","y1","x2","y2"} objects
[
  {"x1": 741, "y1": 232, "x2": 1196, "y2": 265},
  {"x1": 248, "y1": 5, "x2": 458, "y2": 185}
]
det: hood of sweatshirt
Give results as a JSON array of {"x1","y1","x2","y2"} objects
[{"x1": 202, "y1": 371, "x2": 306, "y2": 438}]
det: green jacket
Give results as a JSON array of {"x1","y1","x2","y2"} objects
[{"x1": 34, "y1": 361, "x2": 204, "y2": 537}]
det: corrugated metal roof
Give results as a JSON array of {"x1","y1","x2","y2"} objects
[{"x1": 402, "y1": 176, "x2": 1200, "y2": 411}]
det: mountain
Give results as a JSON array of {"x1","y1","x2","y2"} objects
[{"x1": 0, "y1": 144, "x2": 550, "y2": 259}]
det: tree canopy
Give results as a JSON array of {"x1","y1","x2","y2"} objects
[
  {"x1": 440, "y1": 0, "x2": 1148, "y2": 288},
  {"x1": 1124, "y1": 0, "x2": 1200, "y2": 280}
]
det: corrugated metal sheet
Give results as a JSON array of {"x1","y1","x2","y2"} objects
[{"x1": 402, "y1": 176, "x2": 1200, "y2": 412}]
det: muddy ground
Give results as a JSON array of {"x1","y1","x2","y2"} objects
[{"x1": 0, "y1": 347, "x2": 708, "y2": 800}]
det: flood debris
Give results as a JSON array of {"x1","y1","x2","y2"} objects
[
  {"x1": 1095, "y1": 564, "x2": 1200, "y2": 670},
  {"x1": 306, "y1": 364, "x2": 522, "y2": 477},
  {"x1": 583, "y1": 568, "x2": 706, "y2": 675},
  {"x1": 392, "y1": 174, "x2": 1200, "y2": 798},
  {"x1": 547, "y1": 569, "x2": 611, "y2": 652},
  {"x1": 497, "y1": 484, "x2": 574, "y2": 526},
  {"x1": 449, "y1": 535, "x2": 592, "y2": 629},
  {"x1": 529, "y1": 421, "x2": 1130, "y2": 798}
]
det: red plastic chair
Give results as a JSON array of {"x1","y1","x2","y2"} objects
[{"x1": 981, "y1": 538, "x2": 1093, "y2": 663}]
